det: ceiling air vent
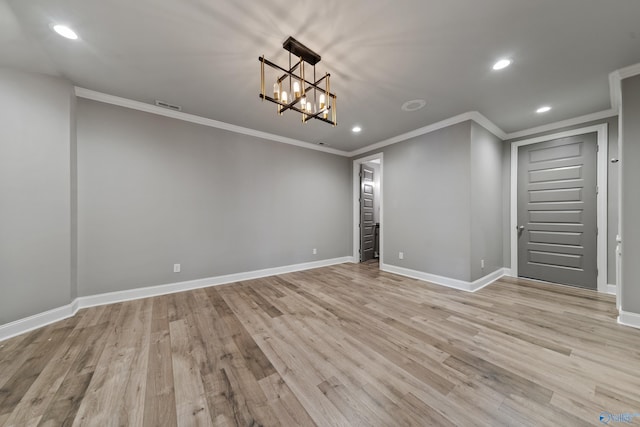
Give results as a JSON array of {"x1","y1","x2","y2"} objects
[{"x1": 154, "y1": 100, "x2": 182, "y2": 111}]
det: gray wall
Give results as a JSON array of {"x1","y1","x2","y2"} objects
[
  {"x1": 470, "y1": 122, "x2": 504, "y2": 281},
  {"x1": 504, "y1": 116, "x2": 619, "y2": 285},
  {"x1": 77, "y1": 99, "x2": 351, "y2": 296},
  {"x1": 355, "y1": 121, "x2": 476, "y2": 282},
  {"x1": 621, "y1": 75, "x2": 640, "y2": 313},
  {"x1": 0, "y1": 68, "x2": 75, "y2": 324},
  {"x1": 1, "y1": 65, "x2": 627, "y2": 328}
]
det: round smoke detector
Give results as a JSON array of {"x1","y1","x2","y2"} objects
[{"x1": 401, "y1": 99, "x2": 426, "y2": 112}]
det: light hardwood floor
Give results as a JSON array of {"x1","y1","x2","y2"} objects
[{"x1": 1, "y1": 262, "x2": 639, "y2": 426}]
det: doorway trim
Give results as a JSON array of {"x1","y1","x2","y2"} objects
[
  {"x1": 353, "y1": 153, "x2": 383, "y2": 263},
  {"x1": 510, "y1": 124, "x2": 609, "y2": 293}
]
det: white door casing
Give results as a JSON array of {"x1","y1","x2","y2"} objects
[{"x1": 510, "y1": 124, "x2": 609, "y2": 294}]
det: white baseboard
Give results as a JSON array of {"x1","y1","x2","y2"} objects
[
  {"x1": 0, "y1": 304, "x2": 77, "y2": 344},
  {"x1": 606, "y1": 284, "x2": 617, "y2": 295},
  {"x1": 618, "y1": 310, "x2": 640, "y2": 330},
  {"x1": 380, "y1": 264, "x2": 509, "y2": 292},
  {"x1": 471, "y1": 268, "x2": 510, "y2": 292},
  {"x1": 77, "y1": 256, "x2": 353, "y2": 310},
  {"x1": 0, "y1": 256, "x2": 352, "y2": 342}
]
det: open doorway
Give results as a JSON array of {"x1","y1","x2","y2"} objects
[{"x1": 353, "y1": 153, "x2": 383, "y2": 266}]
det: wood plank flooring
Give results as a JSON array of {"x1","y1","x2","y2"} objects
[{"x1": 1, "y1": 262, "x2": 639, "y2": 426}]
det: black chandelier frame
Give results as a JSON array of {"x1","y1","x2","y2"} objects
[{"x1": 259, "y1": 37, "x2": 337, "y2": 126}]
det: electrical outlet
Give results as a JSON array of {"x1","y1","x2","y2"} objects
[
  {"x1": 313, "y1": 248, "x2": 317, "y2": 255},
  {"x1": 481, "y1": 259, "x2": 485, "y2": 269},
  {"x1": 173, "y1": 264, "x2": 181, "y2": 273},
  {"x1": 399, "y1": 252, "x2": 404, "y2": 260}
]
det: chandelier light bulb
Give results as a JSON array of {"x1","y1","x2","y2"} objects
[
  {"x1": 281, "y1": 91, "x2": 288, "y2": 103},
  {"x1": 293, "y1": 81, "x2": 301, "y2": 98},
  {"x1": 273, "y1": 83, "x2": 279, "y2": 100},
  {"x1": 301, "y1": 96, "x2": 307, "y2": 111},
  {"x1": 319, "y1": 94, "x2": 326, "y2": 109}
]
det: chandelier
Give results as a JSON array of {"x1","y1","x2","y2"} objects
[{"x1": 259, "y1": 37, "x2": 337, "y2": 126}]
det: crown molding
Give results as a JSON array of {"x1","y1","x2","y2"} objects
[
  {"x1": 74, "y1": 87, "x2": 508, "y2": 158},
  {"x1": 348, "y1": 63, "x2": 640, "y2": 155},
  {"x1": 76, "y1": 62, "x2": 640, "y2": 158},
  {"x1": 610, "y1": 71, "x2": 622, "y2": 112},
  {"x1": 468, "y1": 111, "x2": 508, "y2": 140},
  {"x1": 504, "y1": 109, "x2": 618, "y2": 141},
  {"x1": 347, "y1": 106, "x2": 617, "y2": 155},
  {"x1": 347, "y1": 111, "x2": 506, "y2": 158},
  {"x1": 610, "y1": 62, "x2": 640, "y2": 111},
  {"x1": 74, "y1": 87, "x2": 350, "y2": 157},
  {"x1": 617, "y1": 62, "x2": 640, "y2": 79}
]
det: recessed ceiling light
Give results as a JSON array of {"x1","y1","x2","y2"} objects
[
  {"x1": 352, "y1": 126, "x2": 362, "y2": 133},
  {"x1": 52, "y1": 24, "x2": 78, "y2": 40},
  {"x1": 492, "y1": 59, "x2": 512, "y2": 71},
  {"x1": 536, "y1": 106, "x2": 552, "y2": 113},
  {"x1": 401, "y1": 99, "x2": 426, "y2": 112}
]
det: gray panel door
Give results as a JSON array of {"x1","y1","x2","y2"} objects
[
  {"x1": 360, "y1": 164, "x2": 375, "y2": 262},
  {"x1": 517, "y1": 133, "x2": 598, "y2": 289}
]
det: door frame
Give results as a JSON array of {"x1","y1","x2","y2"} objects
[
  {"x1": 353, "y1": 153, "x2": 383, "y2": 263},
  {"x1": 510, "y1": 124, "x2": 609, "y2": 293}
]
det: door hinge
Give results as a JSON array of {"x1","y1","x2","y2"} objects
[
  {"x1": 596, "y1": 145, "x2": 600, "y2": 152},
  {"x1": 596, "y1": 185, "x2": 599, "y2": 195}
]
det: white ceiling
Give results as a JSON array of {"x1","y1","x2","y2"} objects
[{"x1": 2, "y1": 0, "x2": 640, "y2": 152}]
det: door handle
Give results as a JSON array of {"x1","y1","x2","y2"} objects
[{"x1": 517, "y1": 225, "x2": 524, "y2": 231}]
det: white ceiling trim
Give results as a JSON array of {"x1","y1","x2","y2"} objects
[
  {"x1": 469, "y1": 112, "x2": 508, "y2": 140},
  {"x1": 610, "y1": 71, "x2": 622, "y2": 112},
  {"x1": 347, "y1": 105, "x2": 620, "y2": 156},
  {"x1": 609, "y1": 62, "x2": 640, "y2": 112},
  {"x1": 504, "y1": 108, "x2": 618, "y2": 141},
  {"x1": 348, "y1": 62, "x2": 640, "y2": 155},
  {"x1": 615, "y1": 62, "x2": 640, "y2": 79},
  {"x1": 75, "y1": 86, "x2": 508, "y2": 158},
  {"x1": 347, "y1": 111, "x2": 498, "y2": 157},
  {"x1": 75, "y1": 61, "x2": 640, "y2": 158},
  {"x1": 74, "y1": 87, "x2": 351, "y2": 157}
]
